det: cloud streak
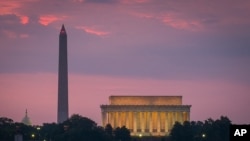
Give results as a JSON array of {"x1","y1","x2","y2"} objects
[
  {"x1": 39, "y1": 15, "x2": 66, "y2": 26},
  {"x1": 75, "y1": 26, "x2": 110, "y2": 36},
  {"x1": 131, "y1": 11, "x2": 204, "y2": 31}
]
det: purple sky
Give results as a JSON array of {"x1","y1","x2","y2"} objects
[{"x1": 0, "y1": 0, "x2": 250, "y2": 125}]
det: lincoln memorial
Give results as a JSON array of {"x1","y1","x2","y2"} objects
[{"x1": 100, "y1": 96, "x2": 191, "y2": 136}]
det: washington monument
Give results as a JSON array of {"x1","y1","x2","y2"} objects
[{"x1": 57, "y1": 24, "x2": 68, "y2": 123}]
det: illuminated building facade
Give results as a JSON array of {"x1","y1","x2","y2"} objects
[{"x1": 100, "y1": 96, "x2": 191, "y2": 136}]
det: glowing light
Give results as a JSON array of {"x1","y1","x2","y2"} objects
[{"x1": 202, "y1": 133, "x2": 206, "y2": 138}]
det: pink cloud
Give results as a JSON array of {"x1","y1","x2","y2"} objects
[
  {"x1": 161, "y1": 14, "x2": 203, "y2": 31},
  {"x1": 39, "y1": 15, "x2": 65, "y2": 26},
  {"x1": 0, "y1": 1, "x2": 21, "y2": 15},
  {"x1": 2, "y1": 30, "x2": 29, "y2": 39},
  {"x1": 0, "y1": 1, "x2": 30, "y2": 25},
  {"x1": 131, "y1": 11, "x2": 204, "y2": 31},
  {"x1": 72, "y1": 0, "x2": 84, "y2": 3},
  {"x1": 20, "y1": 15, "x2": 29, "y2": 24},
  {"x1": 76, "y1": 26, "x2": 110, "y2": 36},
  {"x1": 3, "y1": 30, "x2": 17, "y2": 38},
  {"x1": 131, "y1": 12, "x2": 154, "y2": 19},
  {"x1": 19, "y1": 34, "x2": 29, "y2": 38},
  {"x1": 126, "y1": 1, "x2": 250, "y2": 31},
  {"x1": 120, "y1": 0, "x2": 150, "y2": 4}
]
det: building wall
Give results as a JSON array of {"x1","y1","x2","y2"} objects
[{"x1": 109, "y1": 96, "x2": 182, "y2": 105}]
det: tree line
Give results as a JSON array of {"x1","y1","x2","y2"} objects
[
  {"x1": 0, "y1": 114, "x2": 130, "y2": 141},
  {"x1": 170, "y1": 116, "x2": 231, "y2": 141},
  {"x1": 1, "y1": 115, "x2": 232, "y2": 141}
]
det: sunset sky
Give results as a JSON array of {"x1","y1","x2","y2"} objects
[{"x1": 0, "y1": 0, "x2": 250, "y2": 125}]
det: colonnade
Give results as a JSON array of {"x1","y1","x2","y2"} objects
[{"x1": 102, "y1": 111, "x2": 190, "y2": 135}]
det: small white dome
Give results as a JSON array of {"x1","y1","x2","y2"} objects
[{"x1": 21, "y1": 109, "x2": 32, "y2": 126}]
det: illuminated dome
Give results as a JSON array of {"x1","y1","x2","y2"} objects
[{"x1": 21, "y1": 109, "x2": 32, "y2": 126}]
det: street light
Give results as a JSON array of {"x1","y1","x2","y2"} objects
[
  {"x1": 202, "y1": 133, "x2": 206, "y2": 138},
  {"x1": 31, "y1": 134, "x2": 35, "y2": 141},
  {"x1": 36, "y1": 127, "x2": 41, "y2": 141},
  {"x1": 201, "y1": 133, "x2": 206, "y2": 141}
]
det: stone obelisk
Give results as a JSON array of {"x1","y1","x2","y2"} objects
[{"x1": 57, "y1": 24, "x2": 68, "y2": 123}]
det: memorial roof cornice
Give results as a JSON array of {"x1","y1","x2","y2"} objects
[{"x1": 100, "y1": 105, "x2": 191, "y2": 112}]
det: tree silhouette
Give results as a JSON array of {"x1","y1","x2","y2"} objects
[
  {"x1": 56, "y1": 114, "x2": 108, "y2": 141},
  {"x1": 0, "y1": 117, "x2": 36, "y2": 141},
  {"x1": 105, "y1": 124, "x2": 114, "y2": 141},
  {"x1": 114, "y1": 126, "x2": 131, "y2": 141},
  {"x1": 170, "y1": 116, "x2": 231, "y2": 141}
]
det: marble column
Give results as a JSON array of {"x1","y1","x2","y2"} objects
[
  {"x1": 165, "y1": 112, "x2": 168, "y2": 133},
  {"x1": 110, "y1": 112, "x2": 114, "y2": 128},
  {"x1": 125, "y1": 112, "x2": 129, "y2": 129},
  {"x1": 171, "y1": 112, "x2": 174, "y2": 126},
  {"x1": 177, "y1": 112, "x2": 181, "y2": 123},
  {"x1": 149, "y1": 112, "x2": 152, "y2": 132},
  {"x1": 168, "y1": 112, "x2": 172, "y2": 131},
  {"x1": 180, "y1": 112, "x2": 183, "y2": 124},
  {"x1": 102, "y1": 111, "x2": 107, "y2": 127},
  {"x1": 133, "y1": 112, "x2": 137, "y2": 133},
  {"x1": 145, "y1": 112, "x2": 149, "y2": 132},
  {"x1": 118, "y1": 112, "x2": 121, "y2": 127},
  {"x1": 157, "y1": 112, "x2": 160, "y2": 133},
  {"x1": 137, "y1": 112, "x2": 140, "y2": 131},
  {"x1": 183, "y1": 112, "x2": 188, "y2": 121},
  {"x1": 115, "y1": 112, "x2": 118, "y2": 128},
  {"x1": 129, "y1": 112, "x2": 133, "y2": 130},
  {"x1": 160, "y1": 112, "x2": 165, "y2": 132},
  {"x1": 139, "y1": 112, "x2": 143, "y2": 132},
  {"x1": 174, "y1": 112, "x2": 178, "y2": 125}
]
